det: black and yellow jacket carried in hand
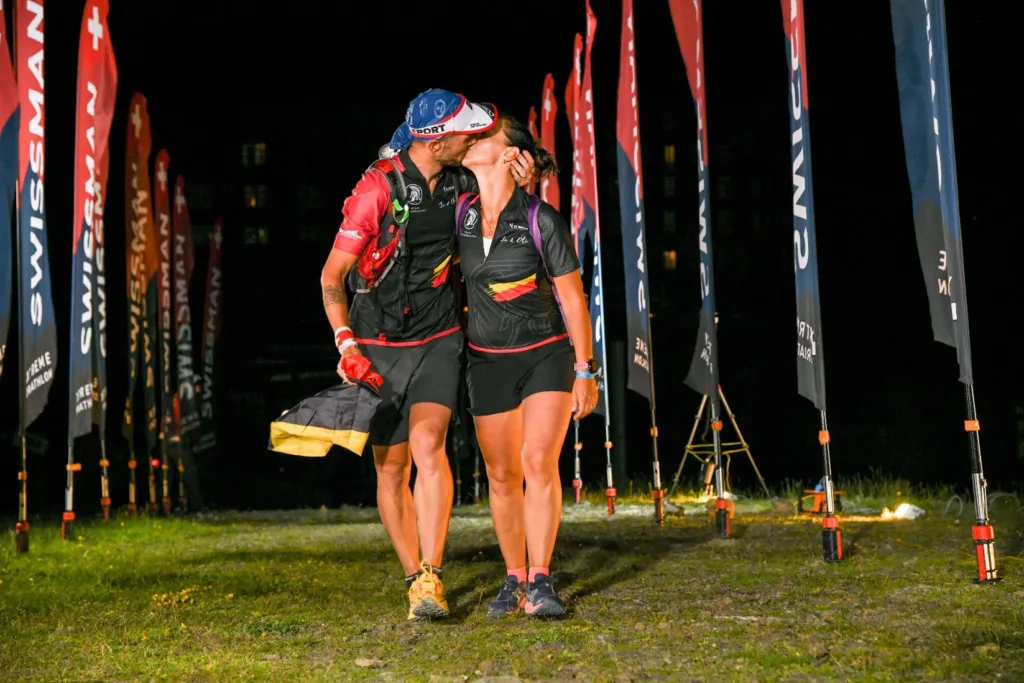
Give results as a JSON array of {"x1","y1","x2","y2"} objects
[{"x1": 268, "y1": 356, "x2": 385, "y2": 457}]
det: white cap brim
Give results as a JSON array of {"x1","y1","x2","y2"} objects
[{"x1": 410, "y1": 97, "x2": 498, "y2": 139}]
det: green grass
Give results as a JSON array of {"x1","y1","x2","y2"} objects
[{"x1": 1, "y1": 492, "x2": 1023, "y2": 682}]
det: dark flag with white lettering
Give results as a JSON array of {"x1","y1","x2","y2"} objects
[
  {"x1": 616, "y1": 0, "x2": 652, "y2": 398},
  {"x1": 154, "y1": 149, "x2": 174, "y2": 442},
  {"x1": 69, "y1": 0, "x2": 115, "y2": 441},
  {"x1": 173, "y1": 176, "x2": 200, "y2": 438},
  {"x1": 123, "y1": 93, "x2": 159, "y2": 445},
  {"x1": 92, "y1": 135, "x2": 109, "y2": 439},
  {"x1": 890, "y1": 0, "x2": 972, "y2": 384},
  {"x1": 197, "y1": 218, "x2": 222, "y2": 452},
  {"x1": 0, "y1": 0, "x2": 16, "y2": 382},
  {"x1": 668, "y1": 0, "x2": 721, "y2": 406},
  {"x1": 17, "y1": 0, "x2": 58, "y2": 427},
  {"x1": 781, "y1": 0, "x2": 827, "y2": 410},
  {"x1": 576, "y1": 0, "x2": 608, "y2": 415},
  {"x1": 539, "y1": 74, "x2": 559, "y2": 211}
]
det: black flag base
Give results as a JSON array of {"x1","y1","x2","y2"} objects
[
  {"x1": 822, "y1": 516, "x2": 842, "y2": 562},
  {"x1": 15, "y1": 521, "x2": 29, "y2": 553},
  {"x1": 61, "y1": 514, "x2": 75, "y2": 541},
  {"x1": 715, "y1": 500, "x2": 731, "y2": 538}
]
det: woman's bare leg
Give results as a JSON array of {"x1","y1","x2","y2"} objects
[
  {"x1": 520, "y1": 391, "x2": 573, "y2": 570},
  {"x1": 474, "y1": 407, "x2": 526, "y2": 570}
]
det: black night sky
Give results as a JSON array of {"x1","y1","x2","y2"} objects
[{"x1": 1, "y1": 1, "x2": 1019, "y2": 517}]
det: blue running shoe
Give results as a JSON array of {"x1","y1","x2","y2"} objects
[
  {"x1": 524, "y1": 574, "x2": 565, "y2": 617},
  {"x1": 487, "y1": 575, "x2": 527, "y2": 617}
]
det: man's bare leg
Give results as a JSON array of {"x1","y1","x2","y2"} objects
[
  {"x1": 408, "y1": 402, "x2": 454, "y2": 568},
  {"x1": 373, "y1": 443, "x2": 419, "y2": 576}
]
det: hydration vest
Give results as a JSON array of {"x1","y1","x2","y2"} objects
[{"x1": 349, "y1": 156, "x2": 469, "y2": 338}]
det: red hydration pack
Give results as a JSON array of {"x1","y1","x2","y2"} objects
[{"x1": 348, "y1": 159, "x2": 411, "y2": 295}]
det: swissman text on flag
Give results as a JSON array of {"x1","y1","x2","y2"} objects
[
  {"x1": 154, "y1": 148, "x2": 175, "y2": 439},
  {"x1": 780, "y1": 0, "x2": 827, "y2": 410},
  {"x1": 70, "y1": 0, "x2": 116, "y2": 441},
  {"x1": 0, "y1": 0, "x2": 17, "y2": 382},
  {"x1": 539, "y1": 74, "x2": 559, "y2": 211},
  {"x1": 17, "y1": 0, "x2": 59, "y2": 427},
  {"x1": 890, "y1": 0, "x2": 973, "y2": 384},
  {"x1": 123, "y1": 92, "x2": 160, "y2": 446},
  {"x1": 668, "y1": 0, "x2": 721, "y2": 409},
  {"x1": 616, "y1": 0, "x2": 653, "y2": 398},
  {"x1": 173, "y1": 175, "x2": 200, "y2": 439},
  {"x1": 576, "y1": 0, "x2": 607, "y2": 415},
  {"x1": 198, "y1": 218, "x2": 223, "y2": 452},
  {"x1": 92, "y1": 132, "x2": 110, "y2": 439}
]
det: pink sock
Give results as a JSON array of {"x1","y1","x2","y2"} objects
[
  {"x1": 529, "y1": 567, "x2": 549, "y2": 582},
  {"x1": 508, "y1": 567, "x2": 527, "y2": 583}
]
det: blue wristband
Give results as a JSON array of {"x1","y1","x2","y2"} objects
[{"x1": 575, "y1": 370, "x2": 595, "y2": 380}]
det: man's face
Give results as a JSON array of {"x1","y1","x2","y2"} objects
[{"x1": 432, "y1": 134, "x2": 476, "y2": 166}]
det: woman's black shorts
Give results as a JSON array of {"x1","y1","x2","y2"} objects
[{"x1": 466, "y1": 338, "x2": 574, "y2": 416}]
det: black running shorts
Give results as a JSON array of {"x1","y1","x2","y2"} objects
[
  {"x1": 466, "y1": 338, "x2": 574, "y2": 417},
  {"x1": 362, "y1": 328, "x2": 464, "y2": 447}
]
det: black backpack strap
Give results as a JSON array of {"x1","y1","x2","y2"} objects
[{"x1": 366, "y1": 160, "x2": 409, "y2": 223}]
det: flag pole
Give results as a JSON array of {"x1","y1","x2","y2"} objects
[
  {"x1": 99, "y1": 438, "x2": 111, "y2": 519},
  {"x1": 13, "y1": 173, "x2": 28, "y2": 553},
  {"x1": 160, "y1": 424, "x2": 171, "y2": 515},
  {"x1": 61, "y1": 442, "x2": 80, "y2": 540},
  {"x1": 710, "y1": 313, "x2": 729, "y2": 538},
  {"x1": 127, "y1": 435, "x2": 137, "y2": 513},
  {"x1": 572, "y1": 420, "x2": 582, "y2": 504},
  {"x1": 818, "y1": 411, "x2": 841, "y2": 561},
  {"x1": 964, "y1": 384, "x2": 997, "y2": 582}
]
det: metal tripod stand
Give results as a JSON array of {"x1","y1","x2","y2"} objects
[{"x1": 668, "y1": 385, "x2": 770, "y2": 500}]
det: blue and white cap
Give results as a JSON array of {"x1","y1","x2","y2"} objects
[{"x1": 380, "y1": 89, "x2": 498, "y2": 159}]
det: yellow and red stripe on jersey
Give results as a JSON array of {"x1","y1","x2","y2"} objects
[
  {"x1": 488, "y1": 274, "x2": 537, "y2": 302},
  {"x1": 430, "y1": 253, "x2": 453, "y2": 288}
]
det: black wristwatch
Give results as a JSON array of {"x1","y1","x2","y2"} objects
[{"x1": 574, "y1": 359, "x2": 598, "y2": 374}]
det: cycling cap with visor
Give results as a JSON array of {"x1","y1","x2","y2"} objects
[{"x1": 380, "y1": 89, "x2": 498, "y2": 159}]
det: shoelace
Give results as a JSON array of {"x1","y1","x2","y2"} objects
[{"x1": 414, "y1": 561, "x2": 441, "y2": 594}]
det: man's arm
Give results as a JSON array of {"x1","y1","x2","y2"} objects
[
  {"x1": 324, "y1": 167, "x2": 390, "y2": 358},
  {"x1": 321, "y1": 249, "x2": 360, "y2": 355}
]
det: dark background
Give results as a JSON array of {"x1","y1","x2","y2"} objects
[{"x1": 1, "y1": 1, "x2": 1020, "y2": 518}]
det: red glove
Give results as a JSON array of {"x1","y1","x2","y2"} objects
[{"x1": 340, "y1": 354, "x2": 384, "y2": 392}]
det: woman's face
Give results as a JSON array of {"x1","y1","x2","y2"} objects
[{"x1": 462, "y1": 123, "x2": 514, "y2": 170}]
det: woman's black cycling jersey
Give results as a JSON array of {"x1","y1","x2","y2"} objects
[{"x1": 457, "y1": 187, "x2": 579, "y2": 352}]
